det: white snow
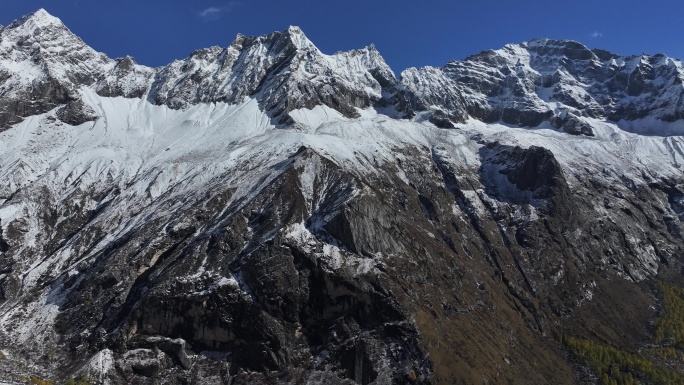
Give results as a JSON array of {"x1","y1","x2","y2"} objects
[
  {"x1": 88, "y1": 349, "x2": 115, "y2": 383},
  {"x1": 285, "y1": 222, "x2": 381, "y2": 275},
  {"x1": 616, "y1": 117, "x2": 684, "y2": 136},
  {"x1": 0, "y1": 294, "x2": 61, "y2": 344}
]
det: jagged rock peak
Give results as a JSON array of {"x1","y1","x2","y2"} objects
[
  {"x1": 7, "y1": 8, "x2": 68, "y2": 33},
  {"x1": 458, "y1": 38, "x2": 593, "y2": 65},
  {"x1": 0, "y1": 9, "x2": 117, "y2": 129},
  {"x1": 11, "y1": 8, "x2": 64, "y2": 29},
  {"x1": 230, "y1": 26, "x2": 377, "y2": 63},
  {"x1": 1, "y1": 8, "x2": 99, "y2": 60},
  {"x1": 227, "y1": 25, "x2": 321, "y2": 56},
  {"x1": 282, "y1": 25, "x2": 316, "y2": 50},
  {"x1": 522, "y1": 37, "x2": 591, "y2": 50},
  {"x1": 114, "y1": 55, "x2": 137, "y2": 68},
  {"x1": 517, "y1": 38, "x2": 607, "y2": 62},
  {"x1": 147, "y1": 24, "x2": 399, "y2": 122}
]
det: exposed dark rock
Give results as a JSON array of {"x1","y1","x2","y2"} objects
[
  {"x1": 55, "y1": 98, "x2": 98, "y2": 126},
  {"x1": 498, "y1": 145, "x2": 567, "y2": 198},
  {"x1": 550, "y1": 113, "x2": 595, "y2": 136},
  {"x1": 95, "y1": 56, "x2": 152, "y2": 98},
  {"x1": 0, "y1": 220, "x2": 9, "y2": 254},
  {"x1": 0, "y1": 78, "x2": 74, "y2": 130},
  {"x1": 427, "y1": 109, "x2": 455, "y2": 128}
]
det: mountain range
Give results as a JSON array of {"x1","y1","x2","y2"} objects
[{"x1": 1, "y1": 8, "x2": 684, "y2": 385}]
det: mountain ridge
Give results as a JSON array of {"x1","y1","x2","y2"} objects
[
  {"x1": 2, "y1": 8, "x2": 684, "y2": 385},
  {"x1": 3, "y1": 9, "x2": 684, "y2": 136}
]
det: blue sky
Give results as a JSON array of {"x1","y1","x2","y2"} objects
[{"x1": 1, "y1": 1, "x2": 683, "y2": 73}]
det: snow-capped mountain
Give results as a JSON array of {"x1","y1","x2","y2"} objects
[
  {"x1": 148, "y1": 26, "x2": 397, "y2": 126},
  {"x1": 1, "y1": 9, "x2": 684, "y2": 385},
  {"x1": 402, "y1": 38, "x2": 684, "y2": 135},
  {"x1": 0, "y1": 9, "x2": 153, "y2": 129}
]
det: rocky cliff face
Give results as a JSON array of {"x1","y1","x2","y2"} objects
[
  {"x1": 147, "y1": 26, "x2": 397, "y2": 126},
  {"x1": 1, "y1": 9, "x2": 684, "y2": 385}
]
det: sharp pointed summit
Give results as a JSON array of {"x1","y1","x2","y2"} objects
[
  {"x1": 282, "y1": 25, "x2": 317, "y2": 51},
  {"x1": 11, "y1": 8, "x2": 65, "y2": 30},
  {"x1": 0, "y1": 9, "x2": 144, "y2": 128},
  {"x1": 3, "y1": 8, "x2": 73, "y2": 50}
]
